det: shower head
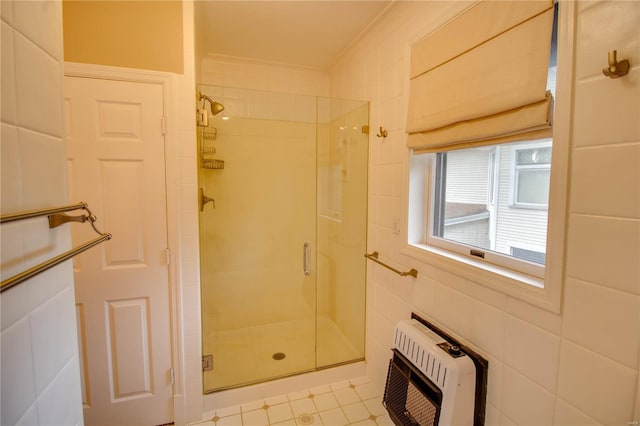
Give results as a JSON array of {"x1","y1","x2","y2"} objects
[
  {"x1": 210, "y1": 101, "x2": 225, "y2": 116},
  {"x1": 199, "y1": 92, "x2": 225, "y2": 116}
]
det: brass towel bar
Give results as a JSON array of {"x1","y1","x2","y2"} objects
[
  {"x1": 0, "y1": 202, "x2": 112, "y2": 292},
  {"x1": 364, "y1": 251, "x2": 418, "y2": 278},
  {"x1": 0, "y1": 202, "x2": 88, "y2": 224}
]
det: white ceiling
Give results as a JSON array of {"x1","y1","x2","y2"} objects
[{"x1": 195, "y1": 1, "x2": 393, "y2": 70}]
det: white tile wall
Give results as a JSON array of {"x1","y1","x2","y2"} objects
[
  {"x1": 562, "y1": 278, "x2": 640, "y2": 369},
  {"x1": 178, "y1": 3, "x2": 207, "y2": 424},
  {"x1": 557, "y1": 340, "x2": 638, "y2": 424},
  {"x1": 326, "y1": 0, "x2": 640, "y2": 425},
  {"x1": 1, "y1": 21, "x2": 17, "y2": 124},
  {"x1": 501, "y1": 366, "x2": 555, "y2": 426},
  {"x1": 553, "y1": 398, "x2": 600, "y2": 426},
  {"x1": 566, "y1": 214, "x2": 640, "y2": 294},
  {"x1": 569, "y1": 143, "x2": 640, "y2": 218},
  {"x1": 14, "y1": 31, "x2": 63, "y2": 138},
  {"x1": 0, "y1": 2, "x2": 83, "y2": 426},
  {"x1": 200, "y1": 54, "x2": 330, "y2": 97},
  {"x1": 504, "y1": 315, "x2": 560, "y2": 392}
]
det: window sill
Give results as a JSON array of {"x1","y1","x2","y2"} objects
[{"x1": 401, "y1": 242, "x2": 561, "y2": 313}]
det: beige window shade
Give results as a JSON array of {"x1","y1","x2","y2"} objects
[{"x1": 406, "y1": 0, "x2": 554, "y2": 152}]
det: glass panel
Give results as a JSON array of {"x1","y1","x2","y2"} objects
[
  {"x1": 515, "y1": 147, "x2": 552, "y2": 165},
  {"x1": 198, "y1": 85, "x2": 368, "y2": 393},
  {"x1": 516, "y1": 169, "x2": 550, "y2": 204},
  {"x1": 316, "y1": 97, "x2": 368, "y2": 369},
  {"x1": 432, "y1": 140, "x2": 549, "y2": 263}
]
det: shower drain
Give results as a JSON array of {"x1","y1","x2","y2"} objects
[
  {"x1": 297, "y1": 413, "x2": 314, "y2": 425},
  {"x1": 272, "y1": 352, "x2": 286, "y2": 360}
]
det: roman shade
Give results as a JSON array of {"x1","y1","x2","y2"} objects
[{"x1": 406, "y1": 0, "x2": 555, "y2": 153}]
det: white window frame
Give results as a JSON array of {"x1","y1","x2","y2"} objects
[
  {"x1": 417, "y1": 146, "x2": 547, "y2": 280},
  {"x1": 401, "y1": 1, "x2": 575, "y2": 313}
]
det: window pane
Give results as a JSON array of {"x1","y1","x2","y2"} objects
[
  {"x1": 516, "y1": 147, "x2": 552, "y2": 165},
  {"x1": 517, "y1": 169, "x2": 550, "y2": 204},
  {"x1": 511, "y1": 247, "x2": 546, "y2": 264},
  {"x1": 432, "y1": 141, "x2": 550, "y2": 265}
]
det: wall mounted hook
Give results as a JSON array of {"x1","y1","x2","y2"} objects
[
  {"x1": 602, "y1": 50, "x2": 630, "y2": 79},
  {"x1": 376, "y1": 126, "x2": 388, "y2": 138}
]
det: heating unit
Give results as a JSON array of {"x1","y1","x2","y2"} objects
[{"x1": 383, "y1": 319, "x2": 477, "y2": 425}]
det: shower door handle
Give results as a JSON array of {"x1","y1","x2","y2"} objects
[{"x1": 303, "y1": 242, "x2": 311, "y2": 276}]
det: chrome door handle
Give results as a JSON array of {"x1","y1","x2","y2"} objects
[{"x1": 303, "y1": 242, "x2": 311, "y2": 276}]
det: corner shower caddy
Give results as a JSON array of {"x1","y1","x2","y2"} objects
[{"x1": 201, "y1": 127, "x2": 224, "y2": 170}]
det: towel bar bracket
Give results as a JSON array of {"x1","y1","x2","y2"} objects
[{"x1": 48, "y1": 213, "x2": 88, "y2": 228}]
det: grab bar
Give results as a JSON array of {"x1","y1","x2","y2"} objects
[
  {"x1": 0, "y1": 202, "x2": 112, "y2": 292},
  {"x1": 364, "y1": 251, "x2": 418, "y2": 278}
]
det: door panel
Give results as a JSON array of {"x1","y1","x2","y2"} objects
[
  {"x1": 101, "y1": 160, "x2": 146, "y2": 265},
  {"x1": 65, "y1": 76, "x2": 172, "y2": 426},
  {"x1": 106, "y1": 298, "x2": 152, "y2": 399}
]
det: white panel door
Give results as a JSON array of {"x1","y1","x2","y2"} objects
[{"x1": 64, "y1": 76, "x2": 172, "y2": 426}]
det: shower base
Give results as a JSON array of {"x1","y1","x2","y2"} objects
[{"x1": 203, "y1": 315, "x2": 362, "y2": 392}]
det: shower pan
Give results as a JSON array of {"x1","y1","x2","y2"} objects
[{"x1": 197, "y1": 85, "x2": 369, "y2": 393}]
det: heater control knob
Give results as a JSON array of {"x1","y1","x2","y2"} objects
[{"x1": 448, "y1": 345, "x2": 462, "y2": 356}]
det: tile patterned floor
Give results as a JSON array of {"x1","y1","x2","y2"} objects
[{"x1": 193, "y1": 377, "x2": 393, "y2": 426}]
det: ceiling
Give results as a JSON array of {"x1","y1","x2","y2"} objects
[{"x1": 195, "y1": 1, "x2": 393, "y2": 70}]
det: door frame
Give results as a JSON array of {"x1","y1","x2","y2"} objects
[{"x1": 64, "y1": 62, "x2": 185, "y2": 424}]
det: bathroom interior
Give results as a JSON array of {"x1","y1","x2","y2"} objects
[{"x1": 0, "y1": 1, "x2": 638, "y2": 426}]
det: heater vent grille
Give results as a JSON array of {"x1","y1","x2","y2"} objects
[
  {"x1": 384, "y1": 357, "x2": 440, "y2": 426},
  {"x1": 394, "y1": 327, "x2": 448, "y2": 388}
]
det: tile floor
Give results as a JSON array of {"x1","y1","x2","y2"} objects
[{"x1": 193, "y1": 377, "x2": 393, "y2": 426}]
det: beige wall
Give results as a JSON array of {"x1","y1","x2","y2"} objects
[
  {"x1": 62, "y1": 0, "x2": 183, "y2": 73},
  {"x1": 329, "y1": 1, "x2": 639, "y2": 424}
]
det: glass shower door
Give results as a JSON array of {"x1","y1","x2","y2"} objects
[
  {"x1": 198, "y1": 85, "x2": 368, "y2": 393},
  {"x1": 198, "y1": 86, "x2": 318, "y2": 392}
]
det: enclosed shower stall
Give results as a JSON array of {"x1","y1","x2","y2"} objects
[{"x1": 197, "y1": 85, "x2": 369, "y2": 392}]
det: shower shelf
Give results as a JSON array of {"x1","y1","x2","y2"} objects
[
  {"x1": 203, "y1": 127, "x2": 217, "y2": 142},
  {"x1": 202, "y1": 159, "x2": 225, "y2": 169},
  {"x1": 200, "y1": 126, "x2": 223, "y2": 169}
]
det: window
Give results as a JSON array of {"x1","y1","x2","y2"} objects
[
  {"x1": 425, "y1": 139, "x2": 550, "y2": 279},
  {"x1": 404, "y1": 2, "x2": 570, "y2": 311}
]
